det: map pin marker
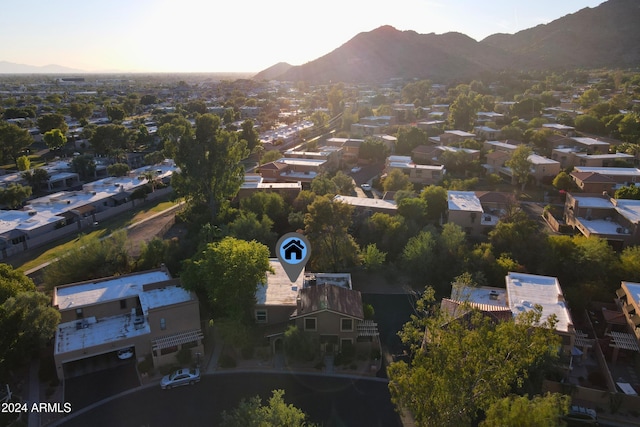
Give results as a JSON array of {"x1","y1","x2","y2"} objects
[{"x1": 276, "y1": 232, "x2": 311, "y2": 283}]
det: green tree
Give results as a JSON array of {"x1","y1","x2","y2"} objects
[
  {"x1": 383, "y1": 169, "x2": 413, "y2": 192},
  {"x1": 620, "y1": 245, "x2": 640, "y2": 282},
  {"x1": 107, "y1": 162, "x2": 130, "y2": 177},
  {"x1": 239, "y1": 119, "x2": 260, "y2": 151},
  {"x1": 220, "y1": 389, "x2": 317, "y2": 427},
  {"x1": 240, "y1": 192, "x2": 286, "y2": 223},
  {"x1": 0, "y1": 184, "x2": 32, "y2": 209},
  {"x1": 37, "y1": 113, "x2": 68, "y2": 135},
  {"x1": 16, "y1": 155, "x2": 30, "y2": 171},
  {"x1": 396, "y1": 127, "x2": 427, "y2": 155},
  {"x1": 397, "y1": 197, "x2": 428, "y2": 232},
  {"x1": 448, "y1": 93, "x2": 480, "y2": 130},
  {"x1": 360, "y1": 137, "x2": 389, "y2": 162},
  {"x1": 106, "y1": 104, "x2": 126, "y2": 121},
  {"x1": 90, "y1": 124, "x2": 133, "y2": 156},
  {"x1": 327, "y1": 84, "x2": 344, "y2": 116},
  {"x1": 360, "y1": 243, "x2": 386, "y2": 271},
  {"x1": 43, "y1": 128, "x2": 67, "y2": 150},
  {"x1": 578, "y1": 88, "x2": 600, "y2": 108},
  {"x1": 331, "y1": 171, "x2": 355, "y2": 195},
  {"x1": 22, "y1": 168, "x2": 49, "y2": 192},
  {"x1": 43, "y1": 231, "x2": 131, "y2": 289},
  {"x1": 304, "y1": 196, "x2": 359, "y2": 272},
  {"x1": 505, "y1": 145, "x2": 533, "y2": 191},
  {"x1": 260, "y1": 150, "x2": 282, "y2": 165},
  {"x1": 172, "y1": 114, "x2": 248, "y2": 222},
  {"x1": 552, "y1": 171, "x2": 574, "y2": 191},
  {"x1": 420, "y1": 185, "x2": 448, "y2": 222},
  {"x1": 70, "y1": 154, "x2": 96, "y2": 180},
  {"x1": 69, "y1": 102, "x2": 94, "y2": 121},
  {"x1": 0, "y1": 291, "x2": 60, "y2": 377},
  {"x1": 616, "y1": 185, "x2": 640, "y2": 200},
  {"x1": 0, "y1": 122, "x2": 34, "y2": 165},
  {"x1": 388, "y1": 290, "x2": 560, "y2": 427},
  {"x1": 617, "y1": 112, "x2": 640, "y2": 144},
  {"x1": 310, "y1": 174, "x2": 337, "y2": 196},
  {"x1": 182, "y1": 237, "x2": 271, "y2": 322},
  {"x1": 228, "y1": 212, "x2": 277, "y2": 249},
  {"x1": 402, "y1": 230, "x2": 436, "y2": 281},
  {"x1": 401, "y1": 80, "x2": 432, "y2": 106},
  {"x1": 481, "y1": 393, "x2": 570, "y2": 427},
  {"x1": 144, "y1": 151, "x2": 165, "y2": 166}
]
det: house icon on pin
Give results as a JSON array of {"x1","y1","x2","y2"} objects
[{"x1": 282, "y1": 239, "x2": 304, "y2": 261}]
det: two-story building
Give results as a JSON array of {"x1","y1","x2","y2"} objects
[
  {"x1": 52, "y1": 266, "x2": 203, "y2": 380},
  {"x1": 384, "y1": 155, "x2": 445, "y2": 185},
  {"x1": 446, "y1": 191, "x2": 500, "y2": 236}
]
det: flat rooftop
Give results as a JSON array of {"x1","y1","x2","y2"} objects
[
  {"x1": 623, "y1": 281, "x2": 640, "y2": 306},
  {"x1": 448, "y1": 191, "x2": 483, "y2": 212},
  {"x1": 54, "y1": 271, "x2": 174, "y2": 311},
  {"x1": 505, "y1": 272, "x2": 573, "y2": 333},
  {"x1": 451, "y1": 285, "x2": 508, "y2": 308},
  {"x1": 573, "y1": 167, "x2": 640, "y2": 176},
  {"x1": 255, "y1": 259, "x2": 303, "y2": 306},
  {"x1": 334, "y1": 195, "x2": 397, "y2": 211},
  {"x1": 572, "y1": 195, "x2": 613, "y2": 209},
  {"x1": 55, "y1": 313, "x2": 151, "y2": 355}
]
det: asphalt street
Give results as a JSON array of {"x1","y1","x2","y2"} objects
[{"x1": 55, "y1": 372, "x2": 401, "y2": 427}]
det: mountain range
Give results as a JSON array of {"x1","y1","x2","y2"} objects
[
  {"x1": 0, "y1": 61, "x2": 85, "y2": 74},
  {"x1": 254, "y1": 0, "x2": 640, "y2": 83}
]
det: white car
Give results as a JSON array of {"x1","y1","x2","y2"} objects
[
  {"x1": 116, "y1": 347, "x2": 134, "y2": 360},
  {"x1": 350, "y1": 166, "x2": 362, "y2": 173},
  {"x1": 361, "y1": 183, "x2": 372, "y2": 191},
  {"x1": 161, "y1": 368, "x2": 201, "y2": 389}
]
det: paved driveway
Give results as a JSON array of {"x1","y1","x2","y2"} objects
[{"x1": 65, "y1": 361, "x2": 140, "y2": 410}]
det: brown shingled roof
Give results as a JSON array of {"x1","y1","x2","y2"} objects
[{"x1": 295, "y1": 284, "x2": 364, "y2": 319}]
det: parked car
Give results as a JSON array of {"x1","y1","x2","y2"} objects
[
  {"x1": 361, "y1": 183, "x2": 372, "y2": 191},
  {"x1": 562, "y1": 406, "x2": 598, "y2": 425},
  {"x1": 116, "y1": 347, "x2": 134, "y2": 360},
  {"x1": 350, "y1": 166, "x2": 361, "y2": 173},
  {"x1": 160, "y1": 368, "x2": 201, "y2": 389}
]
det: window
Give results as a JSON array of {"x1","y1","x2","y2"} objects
[
  {"x1": 304, "y1": 318, "x2": 317, "y2": 331},
  {"x1": 255, "y1": 310, "x2": 267, "y2": 324},
  {"x1": 341, "y1": 318, "x2": 353, "y2": 332},
  {"x1": 75, "y1": 308, "x2": 83, "y2": 319},
  {"x1": 120, "y1": 299, "x2": 127, "y2": 309},
  {"x1": 160, "y1": 318, "x2": 166, "y2": 330}
]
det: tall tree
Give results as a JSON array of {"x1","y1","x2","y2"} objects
[
  {"x1": 481, "y1": 393, "x2": 570, "y2": 427},
  {"x1": 239, "y1": 119, "x2": 260, "y2": 151},
  {"x1": 304, "y1": 196, "x2": 359, "y2": 272},
  {"x1": 89, "y1": 124, "x2": 133, "y2": 156},
  {"x1": 22, "y1": 168, "x2": 49, "y2": 192},
  {"x1": 37, "y1": 113, "x2": 68, "y2": 135},
  {"x1": 0, "y1": 184, "x2": 32, "y2": 209},
  {"x1": 383, "y1": 169, "x2": 413, "y2": 192},
  {"x1": 505, "y1": 145, "x2": 533, "y2": 191},
  {"x1": 0, "y1": 122, "x2": 34, "y2": 165},
  {"x1": 69, "y1": 102, "x2": 94, "y2": 121},
  {"x1": 388, "y1": 289, "x2": 560, "y2": 427},
  {"x1": 172, "y1": 114, "x2": 248, "y2": 222},
  {"x1": 182, "y1": 237, "x2": 271, "y2": 322},
  {"x1": 220, "y1": 389, "x2": 317, "y2": 427},
  {"x1": 43, "y1": 128, "x2": 67, "y2": 150}
]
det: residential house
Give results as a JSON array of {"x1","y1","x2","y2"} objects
[
  {"x1": 483, "y1": 140, "x2": 519, "y2": 154},
  {"x1": 384, "y1": 155, "x2": 445, "y2": 185},
  {"x1": 473, "y1": 126, "x2": 500, "y2": 141},
  {"x1": 542, "y1": 123, "x2": 576, "y2": 136},
  {"x1": 564, "y1": 192, "x2": 640, "y2": 249},
  {"x1": 237, "y1": 174, "x2": 302, "y2": 202},
  {"x1": 333, "y1": 195, "x2": 398, "y2": 216},
  {"x1": 254, "y1": 261, "x2": 378, "y2": 356},
  {"x1": 325, "y1": 138, "x2": 364, "y2": 164},
  {"x1": 259, "y1": 158, "x2": 327, "y2": 185},
  {"x1": 572, "y1": 167, "x2": 640, "y2": 187},
  {"x1": 446, "y1": 191, "x2": 499, "y2": 236},
  {"x1": 437, "y1": 130, "x2": 476, "y2": 146},
  {"x1": 552, "y1": 147, "x2": 634, "y2": 169},
  {"x1": 285, "y1": 146, "x2": 343, "y2": 171},
  {"x1": 498, "y1": 154, "x2": 560, "y2": 186},
  {"x1": 570, "y1": 172, "x2": 616, "y2": 195},
  {"x1": 441, "y1": 272, "x2": 576, "y2": 356},
  {"x1": 614, "y1": 282, "x2": 640, "y2": 347},
  {"x1": 371, "y1": 134, "x2": 397, "y2": 154},
  {"x1": 52, "y1": 266, "x2": 204, "y2": 380}
]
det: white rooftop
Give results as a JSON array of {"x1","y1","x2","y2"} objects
[
  {"x1": 451, "y1": 285, "x2": 508, "y2": 308},
  {"x1": 277, "y1": 158, "x2": 326, "y2": 167},
  {"x1": 448, "y1": 191, "x2": 483, "y2": 212},
  {"x1": 485, "y1": 140, "x2": 518, "y2": 150},
  {"x1": 334, "y1": 195, "x2": 397, "y2": 211},
  {"x1": 571, "y1": 137, "x2": 609, "y2": 146},
  {"x1": 54, "y1": 271, "x2": 173, "y2": 311},
  {"x1": 528, "y1": 154, "x2": 560, "y2": 165},
  {"x1": 255, "y1": 259, "x2": 303, "y2": 306},
  {"x1": 623, "y1": 282, "x2": 640, "y2": 306},
  {"x1": 0, "y1": 208, "x2": 64, "y2": 235},
  {"x1": 572, "y1": 196, "x2": 614, "y2": 209},
  {"x1": 505, "y1": 272, "x2": 573, "y2": 333},
  {"x1": 615, "y1": 199, "x2": 640, "y2": 224},
  {"x1": 445, "y1": 130, "x2": 476, "y2": 137},
  {"x1": 573, "y1": 167, "x2": 640, "y2": 177}
]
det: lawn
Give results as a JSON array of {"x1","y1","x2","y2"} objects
[{"x1": 15, "y1": 197, "x2": 178, "y2": 272}]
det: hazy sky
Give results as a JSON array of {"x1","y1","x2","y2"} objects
[{"x1": 1, "y1": 0, "x2": 605, "y2": 73}]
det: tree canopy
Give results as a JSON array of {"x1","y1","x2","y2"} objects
[
  {"x1": 388, "y1": 288, "x2": 560, "y2": 427},
  {"x1": 182, "y1": 237, "x2": 271, "y2": 323},
  {"x1": 220, "y1": 389, "x2": 317, "y2": 427}
]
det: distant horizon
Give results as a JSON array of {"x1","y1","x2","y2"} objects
[{"x1": 1, "y1": 0, "x2": 605, "y2": 74}]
